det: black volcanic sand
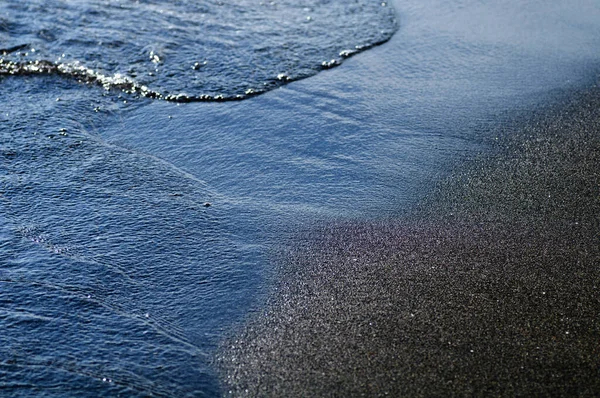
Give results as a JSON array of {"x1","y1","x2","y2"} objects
[{"x1": 216, "y1": 86, "x2": 600, "y2": 396}]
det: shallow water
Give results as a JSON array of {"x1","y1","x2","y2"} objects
[{"x1": 1, "y1": 0, "x2": 600, "y2": 396}]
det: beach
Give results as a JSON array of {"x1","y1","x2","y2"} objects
[
  {"x1": 212, "y1": 1, "x2": 600, "y2": 395},
  {"x1": 1, "y1": 0, "x2": 599, "y2": 396},
  {"x1": 94, "y1": 0, "x2": 600, "y2": 395},
  {"x1": 217, "y1": 86, "x2": 600, "y2": 396}
]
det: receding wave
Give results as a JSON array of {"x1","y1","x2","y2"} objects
[{"x1": 0, "y1": 0, "x2": 397, "y2": 101}]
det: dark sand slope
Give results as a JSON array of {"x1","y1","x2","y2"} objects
[{"x1": 217, "y1": 87, "x2": 600, "y2": 396}]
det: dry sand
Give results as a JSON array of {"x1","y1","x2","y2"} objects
[{"x1": 217, "y1": 86, "x2": 600, "y2": 396}]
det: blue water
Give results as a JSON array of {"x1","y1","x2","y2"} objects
[
  {"x1": 2, "y1": 0, "x2": 600, "y2": 396},
  {"x1": 0, "y1": 0, "x2": 396, "y2": 100}
]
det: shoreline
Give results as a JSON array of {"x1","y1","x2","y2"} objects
[{"x1": 216, "y1": 84, "x2": 600, "y2": 396}]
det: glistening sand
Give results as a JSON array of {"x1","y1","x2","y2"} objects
[{"x1": 217, "y1": 86, "x2": 600, "y2": 396}]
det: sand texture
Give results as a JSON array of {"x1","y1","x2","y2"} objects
[{"x1": 217, "y1": 87, "x2": 600, "y2": 397}]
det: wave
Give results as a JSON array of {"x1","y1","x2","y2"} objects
[{"x1": 0, "y1": 0, "x2": 397, "y2": 102}]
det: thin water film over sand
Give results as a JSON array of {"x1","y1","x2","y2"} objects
[{"x1": 217, "y1": 85, "x2": 600, "y2": 398}]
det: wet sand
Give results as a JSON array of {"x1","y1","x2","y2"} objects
[{"x1": 216, "y1": 86, "x2": 600, "y2": 396}]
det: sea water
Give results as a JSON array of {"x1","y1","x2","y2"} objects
[
  {"x1": 2, "y1": 1, "x2": 395, "y2": 396},
  {"x1": 1, "y1": 0, "x2": 600, "y2": 396},
  {"x1": 0, "y1": 0, "x2": 396, "y2": 100}
]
